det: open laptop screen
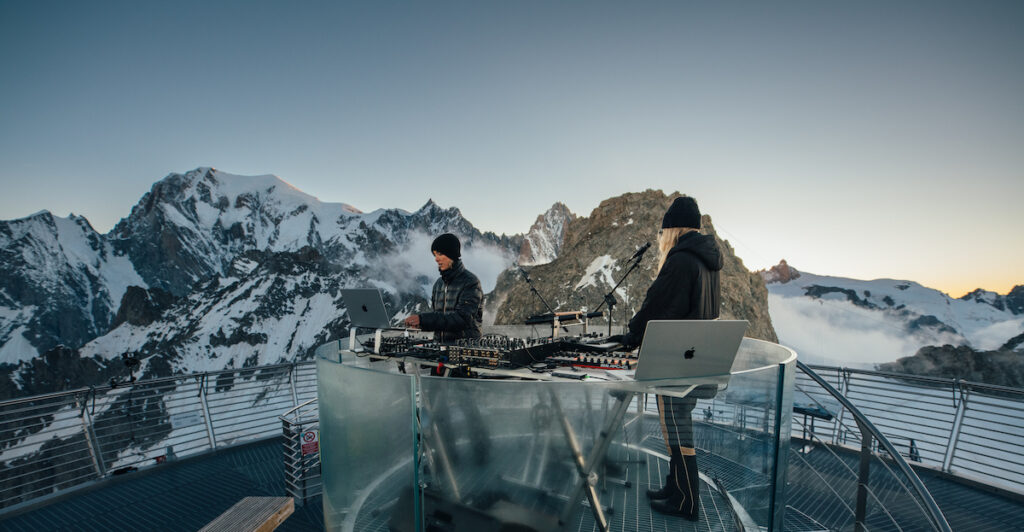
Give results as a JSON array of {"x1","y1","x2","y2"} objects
[
  {"x1": 633, "y1": 320, "x2": 748, "y2": 381},
  {"x1": 340, "y1": 288, "x2": 392, "y2": 330}
]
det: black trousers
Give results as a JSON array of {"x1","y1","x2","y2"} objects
[{"x1": 657, "y1": 395, "x2": 697, "y2": 450}]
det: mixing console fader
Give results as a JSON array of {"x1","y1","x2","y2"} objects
[
  {"x1": 547, "y1": 352, "x2": 638, "y2": 370},
  {"x1": 367, "y1": 336, "x2": 442, "y2": 358},
  {"x1": 444, "y1": 336, "x2": 564, "y2": 368}
]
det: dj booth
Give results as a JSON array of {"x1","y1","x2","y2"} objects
[{"x1": 314, "y1": 325, "x2": 796, "y2": 532}]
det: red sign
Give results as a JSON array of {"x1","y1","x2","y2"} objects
[{"x1": 301, "y1": 430, "x2": 319, "y2": 456}]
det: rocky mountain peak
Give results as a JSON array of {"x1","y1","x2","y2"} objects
[
  {"x1": 759, "y1": 259, "x2": 801, "y2": 284},
  {"x1": 959, "y1": 285, "x2": 1024, "y2": 315},
  {"x1": 518, "y1": 202, "x2": 576, "y2": 266},
  {"x1": 489, "y1": 190, "x2": 777, "y2": 342},
  {"x1": 960, "y1": 288, "x2": 1005, "y2": 311},
  {"x1": 878, "y1": 344, "x2": 1024, "y2": 387},
  {"x1": 108, "y1": 167, "x2": 374, "y2": 296},
  {"x1": 418, "y1": 199, "x2": 441, "y2": 212},
  {"x1": 111, "y1": 286, "x2": 176, "y2": 328},
  {"x1": 1007, "y1": 286, "x2": 1024, "y2": 315}
]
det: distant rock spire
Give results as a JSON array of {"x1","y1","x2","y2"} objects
[
  {"x1": 517, "y1": 202, "x2": 575, "y2": 266},
  {"x1": 759, "y1": 259, "x2": 801, "y2": 284}
]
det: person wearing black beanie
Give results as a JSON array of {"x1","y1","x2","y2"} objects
[
  {"x1": 608, "y1": 195, "x2": 722, "y2": 521},
  {"x1": 661, "y1": 196, "x2": 702, "y2": 230},
  {"x1": 430, "y1": 233, "x2": 461, "y2": 261},
  {"x1": 404, "y1": 233, "x2": 483, "y2": 342}
]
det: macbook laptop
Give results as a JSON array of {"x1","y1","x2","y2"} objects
[
  {"x1": 633, "y1": 320, "x2": 748, "y2": 381},
  {"x1": 341, "y1": 288, "x2": 393, "y2": 330}
]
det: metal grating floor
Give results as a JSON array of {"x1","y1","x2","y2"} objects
[
  {"x1": 0, "y1": 438, "x2": 324, "y2": 532},
  {"x1": 344, "y1": 437, "x2": 741, "y2": 532}
]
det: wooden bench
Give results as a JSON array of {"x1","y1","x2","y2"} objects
[{"x1": 200, "y1": 496, "x2": 295, "y2": 532}]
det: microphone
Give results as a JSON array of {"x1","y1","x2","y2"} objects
[
  {"x1": 629, "y1": 242, "x2": 652, "y2": 261},
  {"x1": 518, "y1": 266, "x2": 531, "y2": 282}
]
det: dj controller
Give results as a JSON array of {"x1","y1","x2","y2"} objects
[{"x1": 367, "y1": 333, "x2": 638, "y2": 371}]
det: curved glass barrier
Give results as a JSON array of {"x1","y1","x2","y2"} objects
[{"x1": 316, "y1": 332, "x2": 796, "y2": 531}]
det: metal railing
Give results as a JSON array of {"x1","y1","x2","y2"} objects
[
  {"x1": 801, "y1": 364, "x2": 1024, "y2": 493},
  {"x1": 3, "y1": 355, "x2": 1020, "y2": 527},
  {"x1": 791, "y1": 361, "x2": 952, "y2": 531},
  {"x1": 280, "y1": 398, "x2": 322, "y2": 503},
  {"x1": 0, "y1": 361, "x2": 317, "y2": 513}
]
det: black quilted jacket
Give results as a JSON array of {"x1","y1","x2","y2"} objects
[{"x1": 419, "y1": 260, "x2": 483, "y2": 343}]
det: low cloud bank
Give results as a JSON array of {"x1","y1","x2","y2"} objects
[
  {"x1": 768, "y1": 294, "x2": 963, "y2": 367},
  {"x1": 376, "y1": 231, "x2": 515, "y2": 298}
]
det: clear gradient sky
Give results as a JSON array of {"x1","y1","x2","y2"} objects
[{"x1": 2, "y1": 1, "x2": 1022, "y2": 297}]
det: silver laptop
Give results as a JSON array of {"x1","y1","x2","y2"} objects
[
  {"x1": 633, "y1": 320, "x2": 748, "y2": 381},
  {"x1": 341, "y1": 288, "x2": 393, "y2": 330}
]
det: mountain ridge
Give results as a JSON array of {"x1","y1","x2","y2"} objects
[
  {"x1": 760, "y1": 260, "x2": 1024, "y2": 370},
  {"x1": 1, "y1": 168, "x2": 521, "y2": 396}
]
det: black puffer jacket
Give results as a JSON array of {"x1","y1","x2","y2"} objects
[
  {"x1": 419, "y1": 260, "x2": 484, "y2": 343},
  {"x1": 623, "y1": 231, "x2": 723, "y2": 347}
]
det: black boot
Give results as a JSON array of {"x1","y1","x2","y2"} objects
[
  {"x1": 646, "y1": 448, "x2": 681, "y2": 500},
  {"x1": 646, "y1": 473, "x2": 673, "y2": 500},
  {"x1": 650, "y1": 453, "x2": 700, "y2": 521}
]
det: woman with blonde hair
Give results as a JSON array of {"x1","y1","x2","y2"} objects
[{"x1": 612, "y1": 195, "x2": 722, "y2": 521}]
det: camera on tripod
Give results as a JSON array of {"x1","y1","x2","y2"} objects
[{"x1": 122, "y1": 352, "x2": 141, "y2": 369}]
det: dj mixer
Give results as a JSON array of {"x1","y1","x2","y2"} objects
[{"x1": 365, "y1": 334, "x2": 636, "y2": 371}]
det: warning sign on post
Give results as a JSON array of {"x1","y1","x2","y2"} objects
[{"x1": 301, "y1": 430, "x2": 319, "y2": 456}]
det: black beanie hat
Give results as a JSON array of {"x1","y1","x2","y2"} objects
[
  {"x1": 662, "y1": 196, "x2": 701, "y2": 229},
  {"x1": 431, "y1": 233, "x2": 461, "y2": 260}
]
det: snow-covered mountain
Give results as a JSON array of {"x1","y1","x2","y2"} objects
[
  {"x1": 109, "y1": 168, "x2": 517, "y2": 297},
  {"x1": 761, "y1": 261, "x2": 1024, "y2": 367},
  {"x1": 1, "y1": 168, "x2": 520, "y2": 398},
  {"x1": 0, "y1": 212, "x2": 146, "y2": 365},
  {"x1": 517, "y1": 202, "x2": 575, "y2": 266},
  {"x1": 78, "y1": 248, "x2": 351, "y2": 376}
]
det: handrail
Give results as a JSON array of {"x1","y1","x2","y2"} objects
[
  {"x1": 279, "y1": 398, "x2": 318, "y2": 422},
  {"x1": 805, "y1": 364, "x2": 1024, "y2": 396},
  {"x1": 0, "y1": 362, "x2": 309, "y2": 408},
  {"x1": 798, "y1": 360, "x2": 952, "y2": 532}
]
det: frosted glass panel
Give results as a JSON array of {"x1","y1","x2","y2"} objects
[
  {"x1": 318, "y1": 357, "x2": 416, "y2": 530},
  {"x1": 315, "y1": 335, "x2": 797, "y2": 531}
]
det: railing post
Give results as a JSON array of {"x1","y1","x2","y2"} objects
[
  {"x1": 79, "y1": 392, "x2": 107, "y2": 478},
  {"x1": 832, "y1": 368, "x2": 849, "y2": 446},
  {"x1": 855, "y1": 419, "x2": 872, "y2": 532},
  {"x1": 289, "y1": 363, "x2": 299, "y2": 409},
  {"x1": 198, "y1": 374, "x2": 218, "y2": 450},
  {"x1": 768, "y1": 362, "x2": 792, "y2": 532},
  {"x1": 942, "y1": 383, "x2": 970, "y2": 473}
]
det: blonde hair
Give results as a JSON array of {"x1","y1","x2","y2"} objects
[{"x1": 656, "y1": 227, "x2": 697, "y2": 273}]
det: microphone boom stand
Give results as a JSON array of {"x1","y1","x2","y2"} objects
[
  {"x1": 592, "y1": 251, "x2": 646, "y2": 337},
  {"x1": 519, "y1": 267, "x2": 561, "y2": 338}
]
